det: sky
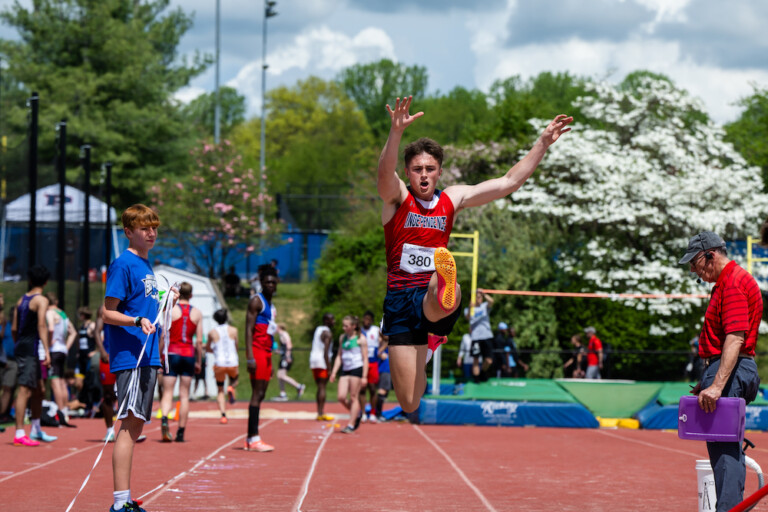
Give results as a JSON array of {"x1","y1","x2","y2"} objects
[{"x1": 3, "y1": 0, "x2": 768, "y2": 124}]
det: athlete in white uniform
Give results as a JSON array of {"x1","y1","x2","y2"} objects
[
  {"x1": 207, "y1": 308, "x2": 239, "y2": 424},
  {"x1": 329, "y1": 315, "x2": 368, "y2": 433},
  {"x1": 46, "y1": 293, "x2": 77, "y2": 426},
  {"x1": 309, "y1": 313, "x2": 335, "y2": 421}
]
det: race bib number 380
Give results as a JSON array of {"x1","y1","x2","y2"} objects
[{"x1": 399, "y1": 243, "x2": 436, "y2": 274}]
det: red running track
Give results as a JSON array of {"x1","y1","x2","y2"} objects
[{"x1": 2, "y1": 401, "x2": 768, "y2": 511}]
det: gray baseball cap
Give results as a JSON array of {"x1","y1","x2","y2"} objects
[{"x1": 679, "y1": 231, "x2": 726, "y2": 264}]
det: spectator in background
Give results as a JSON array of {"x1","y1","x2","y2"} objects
[
  {"x1": 274, "y1": 323, "x2": 306, "y2": 401},
  {"x1": 563, "y1": 334, "x2": 586, "y2": 378},
  {"x1": 584, "y1": 327, "x2": 603, "y2": 379},
  {"x1": 46, "y1": 293, "x2": 78, "y2": 427},
  {"x1": 465, "y1": 290, "x2": 494, "y2": 382},
  {"x1": 207, "y1": 308, "x2": 239, "y2": 424},
  {"x1": 12, "y1": 265, "x2": 55, "y2": 446},
  {"x1": 686, "y1": 335, "x2": 703, "y2": 381},
  {"x1": 0, "y1": 295, "x2": 16, "y2": 423},
  {"x1": 329, "y1": 315, "x2": 368, "y2": 434},
  {"x1": 505, "y1": 326, "x2": 528, "y2": 378},
  {"x1": 456, "y1": 331, "x2": 473, "y2": 381},
  {"x1": 493, "y1": 322, "x2": 511, "y2": 377},
  {"x1": 309, "y1": 313, "x2": 335, "y2": 421},
  {"x1": 223, "y1": 266, "x2": 241, "y2": 298},
  {"x1": 159, "y1": 282, "x2": 203, "y2": 443}
]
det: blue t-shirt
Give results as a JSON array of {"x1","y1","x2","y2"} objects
[{"x1": 104, "y1": 250, "x2": 161, "y2": 371}]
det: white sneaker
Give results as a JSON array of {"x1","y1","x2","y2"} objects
[
  {"x1": 102, "y1": 431, "x2": 115, "y2": 442},
  {"x1": 273, "y1": 395, "x2": 288, "y2": 402},
  {"x1": 369, "y1": 415, "x2": 378, "y2": 424},
  {"x1": 361, "y1": 415, "x2": 368, "y2": 423}
]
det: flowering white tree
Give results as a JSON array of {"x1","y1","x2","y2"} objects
[{"x1": 503, "y1": 76, "x2": 768, "y2": 334}]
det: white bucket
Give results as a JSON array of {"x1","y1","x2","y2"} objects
[{"x1": 696, "y1": 459, "x2": 717, "y2": 512}]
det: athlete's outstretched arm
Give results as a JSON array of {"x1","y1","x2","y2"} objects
[
  {"x1": 377, "y1": 96, "x2": 424, "y2": 204},
  {"x1": 446, "y1": 114, "x2": 573, "y2": 211}
]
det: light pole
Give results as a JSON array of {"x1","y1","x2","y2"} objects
[
  {"x1": 260, "y1": 0, "x2": 277, "y2": 239},
  {"x1": 214, "y1": 0, "x2": 221, "y2": 144}
]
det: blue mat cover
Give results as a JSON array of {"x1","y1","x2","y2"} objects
[{"x1": 418, "y1": 399, "x2": 599, "y2": 428}]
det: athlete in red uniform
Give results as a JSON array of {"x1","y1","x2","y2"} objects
[
  {"x1": 244, "y1": 265, "x2": 278, "y2": 452},
  {"x1": 159, "y1": 282, "x2": 203, "y2": 442},
  {"x1": 378, "y1": 96, "x2": 572, "y2": 412}
]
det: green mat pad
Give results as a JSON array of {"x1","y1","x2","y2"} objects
[
  {"x1": 442, "y1": 379, "x2": 579, "y2": 402},
  {"x1": 556, "y1": 381, "x2": 663, "y2": 418},
  {"x1": 656, "y1": 381, "x2": 768, "y2": 406}
]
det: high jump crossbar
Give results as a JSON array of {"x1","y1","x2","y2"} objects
[{"x1": 479, "y1": 289, "x2": 708, "y2": 299}]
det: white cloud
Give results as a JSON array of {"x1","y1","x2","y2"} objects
[
  {"x1": 228, "y1": 25, "x2": 395, "y2": 114},
  {"x1": 173, "y1": 85, "x2": 206, "y2": 105},
  {"x1": 472, "y1": 35, "x2": 767, "y2": 124}
]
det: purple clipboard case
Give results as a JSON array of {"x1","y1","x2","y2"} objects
[{"x1": 678, "y1": 395, "x2": 746, "y2": 443}]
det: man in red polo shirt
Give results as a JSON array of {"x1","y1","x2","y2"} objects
[{"x1": 680, "y1": 230, "x2": 761, "y2": 511}]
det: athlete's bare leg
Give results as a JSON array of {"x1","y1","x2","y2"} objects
[
  {"x1": 388, "y1": 345, "x2": 429, "y2": 413},
  {"x1": 178, "y1": 375, "x2": 193, "y2": 428}
]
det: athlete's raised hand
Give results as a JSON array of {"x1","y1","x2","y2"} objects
[
  {"x1": 539, "y1": 114, "x2": 574, "y2": 147},
  {"x1": 385, "y1": 96, "x2": 424, "y2": 133}
]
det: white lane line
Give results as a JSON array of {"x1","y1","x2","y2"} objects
[
  {"x1": 594, "y1": 429, "x2": 704, "y2": 457},
  {"x1": 294, "y1": 425, "x2": 334, "y2": 512},
  {"x1": 0, "y1": 444, "x2": 100, "y2": 483},
  {"x1": 139, "y1": 419, "x2": 275, "y2": 505},
  {"x1": 0, "y1": 426, "x2": 161, "y2": 484},
  {"x1": 413, "y1": 424, "x2": 498, "y2": 512}
]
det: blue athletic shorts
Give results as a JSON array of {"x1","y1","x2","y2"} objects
[
  {"x1": 166, "y1": 354, "x2": 196, "y2": 377},
  {"x1": 382, "y1": 287, "x2": 461, "y2": 345}
]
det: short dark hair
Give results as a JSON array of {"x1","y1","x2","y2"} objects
[
  {"x1": 363, "y1": 310, "x2": 374, "y2": 319},
  {"x1": 78, "y1": 306, "x2": 92, "y2": 319},
  {"x1": 404, "y1": 137, "x2": 444, "y2": 168},
  {"x1": 259, "y1": 264, "x2": 278, "y2": 281},
  {"x1": 213, "y1": 308, "x2": 228, "y2": 325},
  {"x1": 179, "y1": 282, "x2": 193, "y2": 299},
  {"x1": 28, "y1": 264, "x2": 50, "y2": 288}
]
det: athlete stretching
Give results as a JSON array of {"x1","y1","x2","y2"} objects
[{"x1": 378, "y1": 96, "x2": 572, "y2": 412}]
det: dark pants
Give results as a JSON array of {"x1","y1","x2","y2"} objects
[{"x1": 700, "y1": 357, "x2": 760, "y2": 512}]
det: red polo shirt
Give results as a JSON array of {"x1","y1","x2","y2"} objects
[{"x1": 699, "y1": 261, "x2": 762, "y2": 358}]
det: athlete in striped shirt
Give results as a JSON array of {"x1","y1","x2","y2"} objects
[
  {"x1": 681, "y1": 230, "x2": 761, "y2": 510},
  {"x1": 378, "y1": 96, "x2": 572, "y2": 412}
]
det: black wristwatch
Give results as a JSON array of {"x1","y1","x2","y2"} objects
[{"x1": 134, "y1": 316, "x2": 143, "y2": 327}]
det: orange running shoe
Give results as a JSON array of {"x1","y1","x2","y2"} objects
[
  {"x1": 434, "y1": 247, "x2": 457, "y2": 312},
  {"x1": 316, "y1": 414, "x2": 335, "y2": 421},
  {"x1": 245, "y1": 439, "x2": 274, "y2": 452},
  {"x1": 219, "y1": 416, "x2": 228, "y2": 424}
]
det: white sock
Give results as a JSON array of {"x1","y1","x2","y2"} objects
[
  {"x1": 106, "y1": 426, "x2": 115, "y2": 436},
  {"x1": 113, "y1": 490, "x2": 131, "y2": 509},
  {"x1": 16, "y1": 428, "x2": 25, "y2": 438},
  {"x1": 247, "y1": 435, "x2": 261, "y2": 444},
  {"x1": 30, "y1": 418, "x2": 41, "y2": 434}
]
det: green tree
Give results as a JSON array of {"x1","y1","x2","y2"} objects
[
  {"x1": 489, "y1": 71, "x2": 589, "y2": 142},
  {"x1": 337, "y1": 59, "x2": 428, "y2": 139},
  {"x1": 0, "y1": 0, "x2": 210, "y2": 206},
  {"x1": 232, "y1": 76, "x2": 377, "y2": 230},
  {"x1": 405, "y1": 87, "x2": 495, "y2": 146},
  {"x1": 725, "y1": 85, "x2": 768, "y2": 191},
  {"x1": 182, "y1": 85, "x2": 246, "y2": 140}
]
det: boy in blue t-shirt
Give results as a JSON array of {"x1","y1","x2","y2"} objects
[{"x1": 102, "y1": 204, "x2": 177, "y2": 512}]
